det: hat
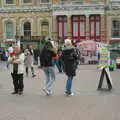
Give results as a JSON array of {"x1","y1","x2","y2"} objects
[{"x1": 64, "y1": 39, "x2": 72, "y2": 46}]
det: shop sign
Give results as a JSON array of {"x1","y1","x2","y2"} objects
[{"x1": 100, "y1": 47, "x2": 109, "y2": 61}]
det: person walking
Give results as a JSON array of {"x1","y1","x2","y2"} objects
[
  {"x1": 61, "y1": 39, "x2": 79, "y2": 96},
  {"x1": 24, "y1": 45, "x2": 36, "y2": 77},
  {"x1": 40, "y1": 41, "x2": 57, "y2": 96},
  {"x1": 8, "y1": 46, "x2": 25, "y2": 95}
]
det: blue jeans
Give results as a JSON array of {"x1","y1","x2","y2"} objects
[
  {"x1": 52, "y1": 59, "x2": 62, "y2": 72},
  {"x1": 43, "y1": 67, "x2": 55, "y2": 91},
  {"x1": 66, "y1": 76, "x2": 73, "y2": 94}
]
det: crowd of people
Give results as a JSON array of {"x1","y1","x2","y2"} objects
[{"x1": 0, "y1": 39, "x2": 80, "y2": 96}]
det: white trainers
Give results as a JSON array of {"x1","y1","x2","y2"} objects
[
  {"x1": 64, "y1": 92, "x2": 74, "y2": 96},
  {"x1": 68, "y1": 93, "x2": 74, "y2": 96},
  {"x1": 42, "y1": 88, "x2": 52, "y2": 96}
]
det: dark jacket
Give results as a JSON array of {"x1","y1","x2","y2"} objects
[
  {"x1": 61, "y1": 47, "x2": 78, "y2": 77},
  {"x1": 40, "y1": 46, "x2": 56, "y2": 67}
]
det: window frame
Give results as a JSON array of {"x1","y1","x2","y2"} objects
[
  {"x1": 40, "y1": 0, "x2": 51, "y2": 4},
  {"x1": 22, "y1": 0, "x2": 33, "y2": 5},
  {"x1": 112, "y1": 20, "x2": 120, "y2": 38},
  {"x1": 89, "y1": 15, "x2": 101, "y2": 42},
  {"x1": 5, "y1": 0, "x2": 15, "y2": 5},
  {"x1": 24, "y1": 22, "x2": 31, "y2": 36},
  {"x1": 41, "y1": 21, "x2": 49, "y2": 36},
  {"x1": 71, "y1": 0, "x2": 83, "y2": 4},
  {"x1": 5, "y1": 21, "x2": 14, "y2": 39},
  {"x1": 57, "y1": 16, "x2": 68, "y2": 40},
  {"x1": 71, "y1": 15, "x2": 86, "y2": 42}
]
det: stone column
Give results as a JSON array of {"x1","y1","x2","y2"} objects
[
  {"x1": 52, "y1": 15, "x2": 58, "y2": 40},
  {"x1": 16, "y1": 17, "x2": 21, "y2": 41},
  {"x1": 100, "y1": 14, "x2": 106, "y2": 43},
  {"x1": 86, "y1": 15, "x2": 90, "y2": 40},
  {"x1": 67, "y1": 15, "x2": 72, "y2": 39},
  {"x1": 0, "y1": 16, "x2": 2, "y2": 40},
  {"x1": 33, "y1": 15, "x2": 38, "y2": 36}
]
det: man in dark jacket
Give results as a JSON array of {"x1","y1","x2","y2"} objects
[
  {"x1": 40, "y1": 41, "x2": 57, "y2": 95},
  {"x1": 61, "y1": 39, "x2": 79, "y2": 96}
]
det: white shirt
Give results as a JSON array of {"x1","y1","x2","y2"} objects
[{"x1": 8, "y1": 47, "x2": 13, "y2": 53}]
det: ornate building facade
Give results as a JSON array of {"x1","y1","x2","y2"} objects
[
  {"x1": 106, "y1": 0, "x2": 120, "y2": 44},
  {"x1": 0, "y1": 0, "x2": 52, "y2": 47},
  {"x1": 52, "y1": 0, "x2": 106, "y2": 43},
  {"x1": 1, "y1": 0, "x2": 120, "y2": 47}
]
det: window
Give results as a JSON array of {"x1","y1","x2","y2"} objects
[
  {"x1": 72, "y1": 15, "x2": 86, "y2": 42},
  {"x1": 111, "y1": 0, "x2": 120, "y2": 1},
  {"x1": 6, "y1": 0, "x2": 14, "y2": 4},
  {"x1": 90, "y1": 15, "x2": 101, "y2": 41},
  {"x1": 112, "y1": 20, "x2": 120, "y2": 38},
  {"x1": 23, "y1": 0, "x2": 32, "y2": 3},
  {"x1": 24, "y1": 22, "x2": 31, "y2": 36},
  {"x1": 57, "y1": 16, "x2": 68, "y2": 40},
  {"x1": 91, "y1": 0, "x2": 98, "y2": 4},
  {"x1": 41, "y1": 0, "x2": 50, "y2": 3},
  {"x1": 71, "y1": 0, "x2": 83, "y2": 4},
  {"x1": 41, "y1": 21, "x2": 49, "y2": 36},
  {"x1": 60, "y1": 0, "x2": 65, "y2": 4},
  {"x1": 6, "y1": 22, "x2": 14, "y2": 39}
]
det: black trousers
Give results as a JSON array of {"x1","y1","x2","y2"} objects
[
  {"x1": 98, "y1": 68, "x2": 112, "y2": 90},
  {"x1": 11, "y1": 73, "x2": 24, "y2": 92}
]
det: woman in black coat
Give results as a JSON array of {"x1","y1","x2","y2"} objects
[{"x1": 61, "y1": 39, "x2": 78, "y2": 96}]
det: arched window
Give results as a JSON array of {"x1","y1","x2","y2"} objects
[
  {"x1": 41, "y1": 0, "x2": 50, "y2": 3},
  {"x1": 89, "y1": 15, "x2": 101, "y2": 41},
  {"x1": 23, "y1": 0, "x2": 32, "y2": 3},
  {"x1": 24, "y1": 22, "x2": 31, "y2": 36},
  {"x1": 57, "y1": 16, "x2": 67, "y2": 40},
  {"x1": 6, "y1": 21, "x2": 14, "y2": 39},
  {"x1": 41, "y1": 21, "x2": 49, "y2": 36},
  {"x1": 6, "y1": 0, "x2": 14, "y2": 4},
  {"x1": 0, "y1": 0, "x2": 1, "y2": 6},
  {"x1": 72, "y1": 15, "x2": 86, "y2": 42}
]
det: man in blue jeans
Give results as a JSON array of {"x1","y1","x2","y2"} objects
[
  {"x1": 40, "y1": 41, "x2": 56, "y2": 95},
  {"x1": 61, "y1": 39, "x2": 79, "y2": 96}
]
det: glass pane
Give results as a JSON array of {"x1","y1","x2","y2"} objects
[
  {"x1": 92, "y1": 0, "x2": 98, "y2": 4},
  {"x1": 23, "y1": 0, "x2": 32, "y2": 3},
  {"x1": 96, "y1": 22, "x2": 100, "y2": 36},
  {"x1": 41, "y1": 0, "x2": 50, "y2": 3},
  {"x1": 73, "y1": 16, "x2": 79, "y2": 21},
  {"x1": 64, "y1": 22, "x2": 68, "y2": 36},
  {"x1": 80, "y1": 22, "x2": 85, "y2": 36},
  {"x1": 6, "y1": 0, "x2": 13, "y2": 4},
  {"x1": 96, "y1": 16, "x2": 100, "y2": 20},
  {"x1": 6, "y1": 22, "x2": 13, "y2": 39},
  {"x1": 58, "y1": 16, "x2": 63, "y2": 21},
  {"x1": 90, "y1": 16, "x2": 94, "y2": 21},
  {"x1": 59, "y1": 22, "x2": 62, "y2": 37},
  {"x1": 73, "y1": 22, "x2": 78, "y2": 36},
  {"x1": 42, "y1": 24, "x2": 49, "y2": 36},
  {"x1": 112, "y1": 20, "x2": 120, "y2": 29},
  {"x1": 112, "y1": 30, "x2": 120, "y2": 38},
  {"x1": 91, "y1": 22, "x2": 95, "y2": 36},
  {"x1": 24, "y1": 22, "x2": 31, "y2": 36},
  {"x1": 80, "y1": 16, "x2": 85, "y2": 21},
  {"x1": 60, "y1": 0, "x2": 65, "y2": 4},
  {"x1": 71, "y1": 0, "x2": 83, "y2": 3}
]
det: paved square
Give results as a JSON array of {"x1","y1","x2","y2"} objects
[{"x1": 0, "y1": 65, "x2": 120, "y2": 120}]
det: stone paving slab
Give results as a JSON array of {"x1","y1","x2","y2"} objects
[{"x1": 0, "y1": 65, "x2": 120, "y2": 120}]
